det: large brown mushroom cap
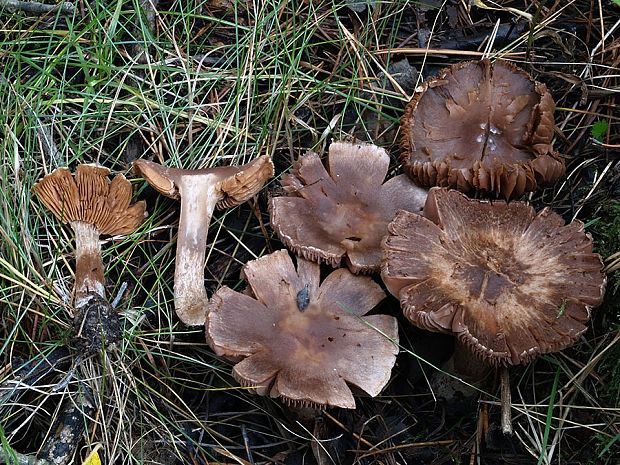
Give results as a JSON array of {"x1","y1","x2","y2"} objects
[
  {"x1": 400, "y1": 59, "x2": 565, "y2": 200},
  {"x1": 269, "y1": 141, "x2": 427, "y2": 274},
  {"x1": 33, "y1": 164, "x2": 146, "y2": 235},
  {"x1": 206, "y1": 250, "x2": 399, "y2": 409},
  {"x1": 381, "y1": 188, "x2": 606, "y2": 366}
]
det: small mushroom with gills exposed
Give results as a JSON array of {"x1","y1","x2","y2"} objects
[
  {"x1": 33, "y1": 164, "x2": 147, "y2": 353},
  {"x1": 400, "y1": 59, "x2": 566, "y2": 200},
  {"x1": 381, "y1": 188, "x2": 606, "y2": 433},
  {"x1": 270, "y1": 141, "x2": 427, "y2": 274},
  {"x1": 133, "y1": 156, "x2": 274, "y2": 326},
  {"x1": 206, "y1": 250, "x2": 399, "y2": 409}
]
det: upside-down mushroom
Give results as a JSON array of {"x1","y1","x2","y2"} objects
[
  {"x1": 33, "y1": 164, "x2": 147, "y2": 352},
  {"x1": 382, "y1": 188, "x2": 606, "y2": 431},
  {"x1": 206, "y1": 250, "x2": 399, "y2": 409},
  {"x1": 133, "y1": 156, "x2": 274, "y2": 326},
  {"x1": 400, "y1": 59, "x2": 565, "y2": 200},
  {"x1": 270, "y1": 141, "x2": 427, "y2": 274}
]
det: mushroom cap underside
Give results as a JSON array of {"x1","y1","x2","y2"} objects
[
  {"x1": 133, "y1": 156, "x2": 274, "y2": 209},
  {"x1": 381, "y1": 188, "x2": 606, "y2": 366},
  {"x1": 270, "y1": 141, "x2": 427, "y2": 274},
  {"x1": 33, "y1": 164, "x2": 146, "y2": 235},
  {"x1": 400, "y1": 59, "x2": 565, "y2": 199},
  {"x1": 206, "y1": 250, "x2": 399, "y2": 409}
]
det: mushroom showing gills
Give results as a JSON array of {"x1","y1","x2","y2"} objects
[
  {"x1": 382, "y1": 188, "x2": 606, "y2": 430},
  {"x1": 133, "y1": 156, "x2": 274, "y2": 326},
  {"x1": 206, "y1": 250, "x2": 399, "y2": 409},
  {"x1": 270, "y1": 141, "x2": 427, "y2": 274},
  {"x1": 382, "y1": 187, "x2": 606, "y2": 365},
  {"x1": 33, "y1": 165, "x2": 147, "y2": 352},
  {"x1": 400, "y1": 59, "x2": 566, "y2": 199}
]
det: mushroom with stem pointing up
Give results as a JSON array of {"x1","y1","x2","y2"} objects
[
  {"x1": 33, "y1": 164, "x2": 147, "y2": 352},
  {"x1": 133, "y1": 156, "x2": 274, "y2": 326}
]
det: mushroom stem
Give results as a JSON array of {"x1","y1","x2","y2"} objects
[
  {"x1": 453, "y1": 339, "x2": 492, "y2": 383},
  {"x1": 133, "y1": 156, "x2": 274, "y2": 325},
  {"x1": 431, "y1": 339, "x2": 493, "y2": 401},
  {"x1": 500, "y1": 366, "x2": 513, "y2": 435},
  {"x1": 174, "y1": 176, "x2": 221, "y2": 325},
  {"x1": 454, "y1": 342, "x2": 513, "y2": 435},
  {"x1": 72, "y1": 221, "x2": 105, "y2": 305}
]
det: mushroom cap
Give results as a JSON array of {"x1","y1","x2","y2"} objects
[
  {"x1": 133, "y1": 156, "x2": 274, "y2": 209},
  {"x1": 400, "y1": 59, "x2": 565, "y2": 200},
  {"x1": 33, "y1": 164, "x2": 147, "y2": 235},
  {"x1": 381, "y1": 188, "x2": 606, "y2": 366},
  {"x1": 206, "y1": 250, "x2": 399, "y2": 409},
  {"x1": 269, "y1": 141, "x2": 428, "y2": 274}
]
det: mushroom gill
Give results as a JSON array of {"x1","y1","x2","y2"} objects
[
  {"x1": 133, "y1": 156, "x2": 274, "y2": 326},
  {"x1": 381, "y1": 187, "x2": 606, "y2": 366},
  {"x1": 400, "y1": 59, "x2": 565, "y2": 200}
]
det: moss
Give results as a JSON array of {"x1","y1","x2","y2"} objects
[{"x1": 588, "y1": 201, "x2": 620, "y2": 326}]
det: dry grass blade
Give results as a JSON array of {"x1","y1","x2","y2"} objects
[{"x1": 0, "y1": 0, "x2": 618, "y2": 464}]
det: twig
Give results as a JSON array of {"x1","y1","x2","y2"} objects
[
  {"x1": 241, "y1": 424, "x2": 255, "y2": 465},
  {"x1": 0, "y1": 451, "x2": 49, "y2": 464},
  {"x1": 131, "y1": 0, "x2": 159, "y2": 63},
  {"x1": 322, "y1": 410, "x2": 374, "y2": 448},
  {"x1": 0, "y1": 347, "x2": 71, "y2": 404},
  {"x1": 353, "y1": 439, "x2": 455, "y2": 458},
  {"x1": 375, "y1": 47, "x2": 524, "y2": 58},
  {"x1": 140, "y1": 0, "x2": 158, "y2": 30},
  {"x1": 0, "y1": 351, "x2": 94, "y2": 465},
  {"x1": 0, "y1": 0, "x2": 75, "y2": 16},
  {"x1": 38, "y1": 389, "x2": 95, "y2": 465}
]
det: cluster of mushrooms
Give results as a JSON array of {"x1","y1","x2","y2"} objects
[{"x1": 34, "y1": 59, "x2": 607, "y2": 430}]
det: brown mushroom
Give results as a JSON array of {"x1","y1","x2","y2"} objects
[
  {"x1": 382, "y1": 187, "x2": 605, "y2": 365},
  {"x1": 400, "y1": 59, "x2": 566, "y2": 200},
  {"x1": 34, "y1": 164, "x2": 146, "y2": 306},
  {"x1": 269, "y1": 141, "x2": 427, "y2": 274},
  {"x1": 133, "y1": 156, "x2": 274, "y2": 326},
  {"x1": 33, "y1": 165, "x2": 146, "y2": 352},
  {"x1": 206, "y1": 250, "x2": 399, "y2": 409},
  {"x1": 381, "y1": 187, "x2": 606, "y2": 431}
]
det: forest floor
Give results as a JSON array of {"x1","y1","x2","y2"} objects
[{"x1": 0, "y1": 1, "x2": 619, "y2": 464}]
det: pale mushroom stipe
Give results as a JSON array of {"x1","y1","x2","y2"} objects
[
  {"x1": 270, "y1": 141, "x2": 427, "y2": 274},
  {"x1": 400, "y1": 59, "x2": 566, "y2": 199},
  {"x1": 133, "y1": 156, "x2": 274, "y2": 326},
  {"x1": 206, "y1": 250, "x2": 399, "y2": 409}
]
